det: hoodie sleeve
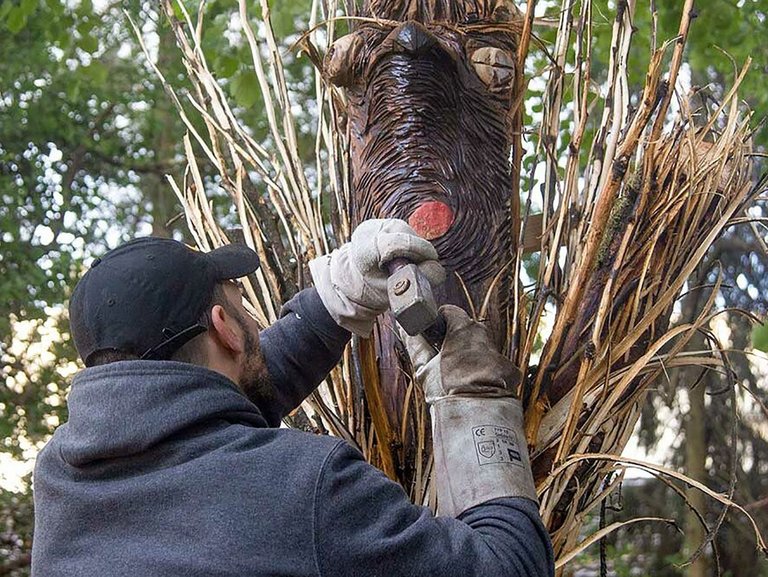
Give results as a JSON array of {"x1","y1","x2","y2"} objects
[
  {"x1": 259, "y1": 288, "x2": 351, "y2": 426},
  {"x1": 313, "y1": 441, "x2": 554, "y2": 577}
]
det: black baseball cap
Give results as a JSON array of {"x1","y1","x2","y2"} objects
[{"x1": 69, "y1": 237, "x2": 260, "y2": 366}]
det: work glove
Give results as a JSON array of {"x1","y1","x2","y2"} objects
[
  {"x1": 309, "y1": 219, "x2": 445, "y2": 336},
  {"x1": 404, "y1": 305, "x2": 538, "y2": 517}
]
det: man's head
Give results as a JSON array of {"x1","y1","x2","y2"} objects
[{"x1": 69, "y1": 237, "x2": 272, "y2": 405}]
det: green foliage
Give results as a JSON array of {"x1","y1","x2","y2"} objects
[
  {"x1": 518, "y1": 3, "x2": 768, "y2": 573},
  {"x1": 752, "y1": 320, "x2": 768, "y2": 352},
  {"x1": 570, "y1": 474, "x2": 768, "y2": 576},
  {"x1": 0, "y1": 480, "x2": 33, "y2": 576},
  {"x1": 528, "y1": 1, "x2": 768, "y2": 178},
  {"x1": 231, "y1": 71, "x2": 263, "y2": 109},
  {"x1": 1, "y1": 1, "x2": 767, "y2": 573},
  {"x1": 0, "y1": 1, "x2": 193, "y2": 489},
  {"x1": 569, "y1": 480, "x2": 687, "y2": 576},
  {"x1": 0, "y1": 0, "x2": 321, "y2": 487}
]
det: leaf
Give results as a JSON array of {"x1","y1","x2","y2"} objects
[
  {"x1": 547, "y1": 453, "x2": 768, "y2": 554},
  {"x1": 6, "y1": 7, "x2": 27, "y2": 33},
  {"x1": 555, "y1": 517, "x2": 680, "y2": 569},
  {"x1": 0, "y1": 1, "x2": 12, "y2": 21},
  {"x1": 55, "y1": 27, "x2": 72, "y2": 50},
  {"x1": 214, "y1": 55, "x2": 238, "y2": 79},
  {"x1": 230, "y1": 71, "x2": 260, "y2": 109},
  {"x1": 20, "y1": 0, "x2": 36, "y2": 16},
  {"x1": 76, "y1": 17, "x2": 94, "y2": 37},
  {"x1": 82, "y1": 61, "x2": 108, "y2": 85},
  {"x1": 65, "y1": 80, "x2": 80, "y2": 102},
  {"x1": 751, "y1": 321, "x2": 768, "y2": 352},
  {"x1": 77, "y1": 33, "x2": 98, "y2": 54},
  {"x1": 171, "y1": 1, "x2": 185, "y2": 21},
  {"x1": 44, "y1": 0, "x2": 63, "y2": 15}
]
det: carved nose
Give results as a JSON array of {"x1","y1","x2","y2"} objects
[{"x1": 393, "y1": 21, "x2": 436, "y2": 54}]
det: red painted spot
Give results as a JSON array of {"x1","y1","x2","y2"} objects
[{"x1": 408, "y1": 201, "x2": 454, "y2": 240}]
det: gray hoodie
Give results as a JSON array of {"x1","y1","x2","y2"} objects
[{"x1": 32, "y1": 289, "x2": 553, "y2": 576}]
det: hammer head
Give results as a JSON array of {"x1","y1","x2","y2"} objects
[{"x1": 387, "y1": 264, "x2": 438, "y2": 336}]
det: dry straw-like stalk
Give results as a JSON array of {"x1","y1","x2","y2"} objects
[{"x1": 140, "y1": 0, "x2": 766, "y2": 568}]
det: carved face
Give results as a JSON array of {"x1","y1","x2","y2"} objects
[{"x1": 326, "y1": 15, "x2": 520, "y2": 295}]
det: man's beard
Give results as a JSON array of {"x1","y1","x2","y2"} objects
[{"x1": 236, "y1": 316, "x2": 274, "y2": 409}]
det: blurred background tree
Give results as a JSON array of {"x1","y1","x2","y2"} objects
[
  {"x1": 1, "y1": 2, "x2": 182, "y2": 571},
  {"x1": 544, "y1": 2, "x2": 768, "y2": 575},
  {"x1": 0, "y1": 1, "x2": 313, "y2": 574},
  {"x1": 1, "y1": 1, "x2": 766, "y2": 575}
]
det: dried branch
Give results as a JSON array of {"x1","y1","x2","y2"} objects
[{"x1": 148, "y1": 0, "x2": 767, "y2": 569}]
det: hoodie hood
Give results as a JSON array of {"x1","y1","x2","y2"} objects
[{"x1": 58, "y1": 360, "x2": 267, "y2": 466}]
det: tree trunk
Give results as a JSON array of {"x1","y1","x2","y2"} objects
[
  {"x1": 160, "y1": 0, "x2": 760, "y2": 565},
  {"x1": 685, "y1": 373, "x2": 708, "y2": 577},
  {"x1": 144, "y1": 22, "x2": 180, "y2": 238},
  {"x1": 326, "y1": 0, "x2": 523, "y2": 488},
  {"x1": 678, "y1": 271, "x2": 710, "y2": 576}
]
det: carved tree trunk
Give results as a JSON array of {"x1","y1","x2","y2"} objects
[
  {"x1": 325, "y1": 0, "x2": 672, "y2": 512},
  {"x1": 326, "y1": 0, "x2": 523, "y2": 489},
  {"x1": 160, "y1": 0, "x2": 761, "y2": 565}
]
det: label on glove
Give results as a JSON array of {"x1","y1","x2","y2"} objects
[{"x1": 473, "y1": 425, "x2": 524, "y2": 467}]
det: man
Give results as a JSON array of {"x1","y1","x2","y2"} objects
[{"x1": 32, "y1": 219, "x2": 554, "y2": 576}]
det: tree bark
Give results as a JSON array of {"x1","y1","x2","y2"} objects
[
  {"x1": 327, "y1": 0, "x2": 523, "y2": 487},
  {"x1": 678, "y1": 271, "x2": 710, "y2": 577},
  {"x1": 685, "y1": 373, "x2": 708, "y2": 577},
  {"x1": 144, "y1": 22, "x2": 181, "y2": 238}
]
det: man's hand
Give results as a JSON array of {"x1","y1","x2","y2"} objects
[
  {"x1": 403, "y1": 306, "x2": 538, "y2": 518},
  {"x1": 404, "y1": 305, "x2": 520, "y2": 401},
  {"x1": 309, "y1": 219, "x2": 444, "y2": 336}
]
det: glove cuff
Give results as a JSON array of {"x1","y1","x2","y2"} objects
[
  {"x1": 430, "y1": 396, "x2": 537, "y2": 517},
  {"x1": 309, "y1": 254, "x2": 377, "y2": 337}
]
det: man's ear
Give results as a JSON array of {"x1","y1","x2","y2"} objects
[{"x1": 208, "y1": 304, "x2": 245, "y2": 356}]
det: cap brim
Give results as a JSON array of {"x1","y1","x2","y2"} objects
[{"x1": 206, "y1": 244, "x2": 261, "y2": 279}]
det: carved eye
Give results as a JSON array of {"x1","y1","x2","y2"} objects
[
  {"x1": 325, "y1": 33, "x2": 365, "y2": 87},
  {"x1": 470, "y1": 46, "x2": 515, "y2": 92},
  {"x1": 491, "y1": 0, "x2": 523, "y2": 23}
]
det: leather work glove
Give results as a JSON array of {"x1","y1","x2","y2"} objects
[
  {"x1": 309, "y1": 219, "x2": 445, "y2": 336},
  {"x1": 404, "y1": 305, "x2": 538, "y2": 517}
]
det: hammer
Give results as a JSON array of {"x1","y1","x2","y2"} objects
[{"x1": 386, "y1": 258, "x2": 446, "y2": 349}]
